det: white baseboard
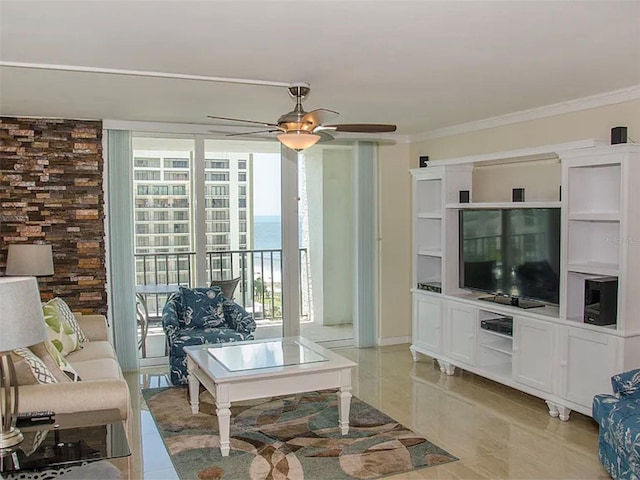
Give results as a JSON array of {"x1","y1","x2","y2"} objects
[{"x1": 377, "y1": 336, "x2": 411, "y2": 346}]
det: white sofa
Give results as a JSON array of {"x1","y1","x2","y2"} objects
[{"x1": 15, "y1": 313, "x2": 131, "y2": 427}]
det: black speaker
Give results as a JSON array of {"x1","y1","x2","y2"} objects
[
  {"x1": 459, "y1": 190, "x2": 470, "y2": 203},
  {"x1": 512, "y1": 188, "x2": 525, "y2": 202},
  {"x1": 584, "y1": 276, "x2": 618, "y2": 326},
  {"x1": 611, "y1": 126, "x2": 628, "y2": 145},
  {"x1": 419, "y1": 156, "x2": 429, "y2": 168}
]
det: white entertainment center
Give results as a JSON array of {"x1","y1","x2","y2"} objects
[{"x1": 410, "y1": 141, "x2": 640, "y2": 421}]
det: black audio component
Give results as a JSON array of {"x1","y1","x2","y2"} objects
[
  {"x1": 419, "y1": 156, "x2": 429, "y2": 168},
  {"x1": 512, "y1": 188, "x2": 525, "y2": 202},
  {"x1": 611, "y1": 126, "x2": 628, "y2": 145},
  {"x1": 584, "y1": 276, "x2": 618, "y2": 326},
  {"x1": 480, "y1": 317, "x2": 513, "y2": 336}
]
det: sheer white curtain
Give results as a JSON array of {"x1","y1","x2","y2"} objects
[
  {"x1": 353, "y1": 141, "x2": 378, "y2": 347},
  {"x1": 104, "y1": 129, "x2": 138, "y2": 371}
]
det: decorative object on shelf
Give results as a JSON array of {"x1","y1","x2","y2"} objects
[
  {"x1": 459, "y1": 190, "x2": 470, "y2": 203},
  {"x1": 5, "y1": 244, "x2": 54, "y2": 276},
  {"x1": 417, "y1": 282, "x2": 442, "y2": 293},
  {"x1": 0, "y1": 277, "x2": 48, "y2": 448},
  {"x1": 611, "y1": 126, "x2": 628, "y2": 145},
  {"x1": 512, "y1": 187, "x2": 525, "y2": 202},
  {"x1": 419, "y1": 156, "x2": 429, "y2": 168}
]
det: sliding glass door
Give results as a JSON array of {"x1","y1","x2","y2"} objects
[{"x1": 126, "y1": 133, "x2": 376, "y2": 364}]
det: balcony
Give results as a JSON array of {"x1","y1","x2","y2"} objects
[{"x1": 134, "y1": 249, "x2": 311, "y2": 359}]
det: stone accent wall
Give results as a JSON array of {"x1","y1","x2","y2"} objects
[{"x1": 0, "y1": 117, "x2": 106, "y2": 315}]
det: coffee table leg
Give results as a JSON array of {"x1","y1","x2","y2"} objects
[
  {"x1": 216, "y1": 385, "x2": 231, "y2": 456},
  {"x1": 187, "y1": 357, "x2": 199, "y2": 414},
  {"x1": 337, "y1": 386, "x2": 352, "y2": 435}
]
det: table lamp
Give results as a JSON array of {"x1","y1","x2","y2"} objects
[
  {"x1": 0, "y1": 277, "x2": 48, "y2": 449},
  {"x1": 5, "y1": 244, "x2": 54, "y2": 276}
]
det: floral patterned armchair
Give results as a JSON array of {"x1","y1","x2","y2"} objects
[
  {"x1": 162, "y1": 286, "x2": 256, "y2": 385},
  {"x1": 593, "y1": 369, "x2": 640, "y2": 479}
]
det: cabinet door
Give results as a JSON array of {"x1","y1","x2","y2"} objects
[
  {"x1": 445, "y1": 302, "x2": 476, "y2": 365},
  {"x1": 559, "y1": 326, "x2": 620, "y2": 409},
  {"x1": 513, "y1": 317, "x2": 554, "y2": 392},
  {"x1": 412, "y1": 294, "x2": 442, "y2": 353}
]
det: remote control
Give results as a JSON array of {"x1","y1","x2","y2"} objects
[{"x1": 14, "y1": 411, "x2": 55, "y2": 420}]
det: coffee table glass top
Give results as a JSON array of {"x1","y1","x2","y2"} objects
[{"x1": 208, "y1": 338, "x2": 328, "y2": 372}]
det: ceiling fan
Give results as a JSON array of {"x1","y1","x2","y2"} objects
[{"x1": 207, "y1": 83, "x2": 397, "y2": 151}]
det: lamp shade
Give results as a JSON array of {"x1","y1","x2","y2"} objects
[
  {"x1": 277, "y1": 132, "x2": 320, "y2": 152},
  {"x1": 0, "y1": 277, "x2": 47, "y2": 353},
  {"x1": 6, "y1": 244, "x2": 54, "y2": 276}
]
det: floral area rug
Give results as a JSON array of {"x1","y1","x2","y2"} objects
[{"x1": 142, "y1": 387, "x2": 457, "y2": 480}]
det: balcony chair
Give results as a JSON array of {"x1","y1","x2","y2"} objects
[
  {"x1": 593, "y1": 369, "x2": 640, "y2": 479},
  {"x1": 162, "y1": 285, "x2": 256, "y2": 385},
  {"x1": 210, "y1": 276, "x2": 241, "y2": 300}
]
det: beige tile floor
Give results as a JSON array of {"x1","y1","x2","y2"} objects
[{"x1": 118, "y1": 344, "x2": 610, "y2": 479}]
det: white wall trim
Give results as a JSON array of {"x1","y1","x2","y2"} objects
[
  {"x1": 377, "y1": 336, "x2": 411, "y2": 346},
  {"x1": 410, "y1": 84, "x2": 640, "y2": 142}
]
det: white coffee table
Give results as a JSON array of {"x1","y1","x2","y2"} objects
[{"x1": 184, "y1": 336, "x2": 356, "y2": 457}]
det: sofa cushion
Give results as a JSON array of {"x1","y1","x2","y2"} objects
[
  {"x1": 66, "y1": 341, "x2": 116, "y2": 363},
  {"x1": 43, "y1": 298, "x2": 82, "y2": 356},
  {"x1": 179, "y1": 287, "x2": 227, "y2": 329},
  {"x1": 51, "y1": 297, "x2": 89, "y2": 342},
  {"x1": 612, "y1": 369, "x2": 640, "y2": 399},
  {"x1": 71, "y1": 358, "x2": 123, "y2": 382}
]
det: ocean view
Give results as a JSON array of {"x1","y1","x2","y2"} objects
[{"x1": 253, "y1": 215, "x2": 281, "y2": 250}]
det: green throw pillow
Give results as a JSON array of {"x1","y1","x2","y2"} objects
[
  {"x1": 42, "y1": 298, "x2": 82, "y2": 356},
  {"x1": 50, "y1": 297, "x2": 88, "y2": 343},
  {"x1": 44, "y1": 340, "x2": 82, "y2": 382}
]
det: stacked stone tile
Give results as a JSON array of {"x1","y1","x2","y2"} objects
[{"x1": 0, "y1": 117, "x2": 107, "y2": 315}]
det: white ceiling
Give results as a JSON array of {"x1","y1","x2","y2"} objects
[{"x1": 1, "y1": 0, "x2": 639, "y2": 138}]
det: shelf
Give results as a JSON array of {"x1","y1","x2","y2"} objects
[
  {"x1": 479, "y1": 329, "x2": 513, "y2": 341},
  {"x1": 568, "y1": 212, "x2": 620, "y2": 222},
  {"x1": 417, "y1": 212, "x2": 442, "y2": 219},
  {"x1": 480, "y1": 342, "x2": 513, "y2": 356},
  {"x1": 446, "y1": 201, "x2": 561, "y2": 210},
  {"x1": 417, "y1": 249, "x2": 442, "y2": 257},
  {"x1": 567, "y1": 262, "x2": 619, "y2": 276}
]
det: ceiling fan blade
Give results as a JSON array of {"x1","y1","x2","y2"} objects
[
  {"x1": 324, "y1": 124, "x2": 397, "y2": 133},
  {"x1": 301, "y1": 109, "x2": 339, "y2": 128},
  {"x1": 224, "y1": 129, "x2": 279, "y2": 137},
  {"x1": 317, "y1": 131, "x2": 335, "y2": 143},
  {"x1": 207, "y1": 115, "x2": 280, "y2": 129}
]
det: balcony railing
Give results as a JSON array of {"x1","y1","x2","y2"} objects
[{"x1": 134, "y1": 248, "x2": 310, "y2": 323}]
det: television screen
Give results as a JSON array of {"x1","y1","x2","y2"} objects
[{"x1": 459, "y1": 208, "x2": 561, "y2": 305}]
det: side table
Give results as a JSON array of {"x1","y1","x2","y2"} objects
[{"x1": 1, "y1": 409, "x2": 130, "y2": 479}]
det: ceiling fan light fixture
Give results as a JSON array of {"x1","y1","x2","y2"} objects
[{"x1": 277, "y1": 132, "x2": 320, "y2": 152}]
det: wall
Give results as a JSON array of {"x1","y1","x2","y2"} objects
[
  {"x1": 377, "y1": 98, "x2": 639, "y2": 343},
  {"x1": 0, "y1": 117, "x2": 106, "y2": 314},
  {"x1": 378, "y1": 142, "x2": 412, "y2": 342}
]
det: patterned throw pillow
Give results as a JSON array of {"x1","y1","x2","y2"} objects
[
  {"x1": 179, "y1": 287, "x2": 226, "y2": 329},
  {"x1": 50, "y1": 297, "x2": 88, "y2": 343},
  {"x1": 13, "y1": 348, "x2": 58, "y2": 384},
  {"x1": 42, "y1": 298, "x2": 82, "y2": 356},
  {"x1": 44, "y1": 340, "x2": 82, "y2": 382}
]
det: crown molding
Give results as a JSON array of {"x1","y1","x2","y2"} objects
[{"x1": 410, "y1": 84, "x2": 640, "y2": 143}]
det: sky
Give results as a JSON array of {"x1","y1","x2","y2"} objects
[{"x1": 252, "y1": 153, "x2": 281, "y2": 216}]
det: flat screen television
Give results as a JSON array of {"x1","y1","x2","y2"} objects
[{"x1": 459, "y1": 208, "x2": 561, "y2": 305}]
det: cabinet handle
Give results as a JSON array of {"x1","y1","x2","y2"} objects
[{"x1": 560, "y1": 360, "x2": 567, "y2": 367}]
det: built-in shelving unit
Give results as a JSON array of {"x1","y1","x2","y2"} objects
[{"x1": 410, "y1": 142, "x2": 640, "y2": 422}]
